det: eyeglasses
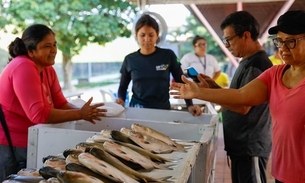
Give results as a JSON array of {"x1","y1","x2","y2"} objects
[
  {"x1": 272, "y1": 36, "x2": 305, "y2": 49},
  {"x1": 222, "y1": 34, "x2": 238, "y2": 47},
  {"x1": 195, "y1": 43, "x2": 206, "y2": 48}
]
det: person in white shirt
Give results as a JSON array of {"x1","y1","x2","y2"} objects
[{"x1": 180, "y1": 35, "x2": 221, "y2": 80}]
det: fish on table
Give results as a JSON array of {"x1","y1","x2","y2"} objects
[
  {"x1": 86, "y1": 147, "x2": 170, "y2": 183},
  {"x1": 127, "y1": 130, "x2": 177, "y2": 154},
  {"x1": 57, "y1": 170, "x2": 105, "y2": 183},
  {"x1": 103, "y1": 141, "x2": 172, "y2": 171},
  {"x1": 78, "y1": 152, "x2": 140, "y2": 183},
  {"x1": 131, "y1": 123, "x2": 185, "y2": 151}
]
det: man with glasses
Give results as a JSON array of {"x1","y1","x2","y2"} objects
[
  {"x1": 220, "y1": 11, "x2": 273, "y2": 183},
  {"x1": 180, "y1": 35, "x2": 221, "y2": 80}
]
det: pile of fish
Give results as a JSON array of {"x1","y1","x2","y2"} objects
[{"x1": 3, "y1": 123, "x2": 189, "y2": 183}]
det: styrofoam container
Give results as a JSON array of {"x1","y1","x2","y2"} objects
[{"x1": 27, "y1": 110, "x2": 219, "y2": 183}]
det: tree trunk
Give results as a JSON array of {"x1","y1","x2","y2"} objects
[{"x1": 62, "y1": 53, "x2": 73, "y2": 90}]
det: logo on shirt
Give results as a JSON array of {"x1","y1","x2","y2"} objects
[{"x1": 156, "y1": 64, "x2": 169, "y2": 71}]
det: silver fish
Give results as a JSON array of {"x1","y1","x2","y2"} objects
[
  {"x1": 87, "y1": 147, "x2": 168, "y2": 183},
  {"x1": 75, "y1": 142, "x2": 105, "y2": 152},
  {"x1": 100, "y1": 129, "x2": 112, "y2": 138},
  {"x1": 43, "y1": 157, "x2": 66, "y2": 171},
  {"x1": 116, "y1": 141, "x2": 173, "y2": 163},
  {"x1": 103, "y1": 141, "x2": 171, "y2": 171},
  {"x1": 57, "y1": 170, "x2": 105, "y2": 183},
  {"x1": 65, "y1": 163, "x2": 114, "y2": 183},
  {"x1": 78, "y1": 152, "x2": 139, "y2": 183},
  {"x1": 128, "y1": 130, "x2": 177, "y2": 154},
  {"x1": 17, "y1": 168, "x2": 40, "y2": 177},
  {"x1": 131, "y1": 123, "x2": 185, "y2": 151},
  {"x1": 5, "y1": 174, "x2": 44, "y2": 183}
]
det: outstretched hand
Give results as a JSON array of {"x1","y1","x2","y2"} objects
[
  {"x1": 80, "y1": 97, "x2": 107, "y2": 124},
  {"x1": 169, "y1": 75, "x2": 200, "y2": 99}
]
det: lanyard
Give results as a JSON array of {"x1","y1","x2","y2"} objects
[{"x1": 197, "y1": 55, "x2": 206, "y2": 74}]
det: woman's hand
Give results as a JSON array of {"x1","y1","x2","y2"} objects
[
  {"x1": 80, "y1": 97, "x2": 107, "y2": 124},
  {"x1": 188, "y1": 105, "x2": 202, "y2": 116},
  {"x1": 115, "y1": 98, "x2": 125, "y2": 107},
  {"x1": 170, "y1": 75, "x2": 200, "y2": 99}
]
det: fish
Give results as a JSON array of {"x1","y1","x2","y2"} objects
[
  {"x1": 110, "y1": 130, "x2": 138, "y2": 146},
  {"x1": 115, "y1": 141, "x2": 174, "y2": 163},
  {"x1": 103, "y1": 141, "x2": 172, "y2": 171},
  {"x1": 57, "y1": 170, "x2": 105, "y2": 183},
  {"x1": 90, "y1": 134, "x2": 113, "y2": 143},
  {"x1": 78, "y1": 152, "x2": 139, "y2": 183},
  {"x1": 43, "y1": 156, "x2": 66, "y2": 171},
  {"x1": 128, "y1": 130, "x2": 177, "y2": 154},
  {"x1": 63, "y1": 148, "x2": 83, "y2": 165},
  {"x1": 17, "y1": 168, "x2": 40, "y2": 177},
  {"x1": 5, "y1": 174, "x2": 44, "y2": 183},
  {"x1": 86, "y1": 147, "x2": 170, "y2": 183},
  {"x1": 63, "y1": 148, "x2": 84, "y2": 158},
  {"x1": 39, "y1": 166, "x2": 61, "y2": 180},
  {"x1": 131, "y1": 123, "x2": 185, "y2": 151},
  {"x1": 120, "y1": 127, "x2": 132, "y2": 135},
  {"x1": 100, "y1": 129, "x2": 112, "y2": 138},
  {"x1": 65, "y1": 163, "x2": 114, "y2": 183},
  {"x1": 75, "y1": 142, "x2": 105, "y2": 151},
  {"x1": 88, "y1": 147, "x2": 172, "y2": 183}
]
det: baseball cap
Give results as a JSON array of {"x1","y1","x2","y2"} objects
[{"x1": 268, "y1": 10, "x2": 305, "y2": 35}]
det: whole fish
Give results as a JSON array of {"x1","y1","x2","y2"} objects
[
  {"x1": 63, "y1": 148, "x2": 83, "y2": 165},
  {"x1": 57, "y1": 170, "x2": 105, "y2": 183},
  {"x1": 120, "y1": 127, "x2": 132, "y2": 135},
  {"x1": 5, "y1": 174, "x2": 44, "y2": 183},
  {"x1": 75, "y1": 142, "x2": 105, "y2": 151},
  {"x1": 90, "y1": 134, "x2": 113, "y2": 143},
  {"x1": 115, "y1": 141, "x2": 173, "y2": 163},
  {"x1": 131, "y1": 123, "x2": 185, "y2": 151},
  {"x1": 63, "y1": 148, "x2": 83, "y2": 158},
  {"x1": 128, "y1": 130, "x2": 177, "y2": 154},
  {"x1": 66, "y1": 163, "x2": 114, "y2": 183},
  {"x1": 78, "y1": 152, "x2": 139, "y2": 183},
  {"x1": 86, "y1": 147, "x2": 169, "y2": 183},
  {"x1": 103, "y1": 141, "x2": 171, "y2": 171},
  {"x1": 100, "y1": 129, "x2": 112, "y2": 138},
  {"x1": 43, "y1": 156, "x2": 66, "y2": 171},
  {"x1": 110, "y1": 130, "x2": 138, "y2": 146},
  {"x1": 39, "y1": 166, "x2": 60, "y2": 180},
  {"x1": 17, "y1": 168, "x2": 40, "y2": 177}
]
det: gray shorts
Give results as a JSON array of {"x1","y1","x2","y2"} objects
[{"x1": 0, "y1": 145, "x2": 27, "y2": 182}]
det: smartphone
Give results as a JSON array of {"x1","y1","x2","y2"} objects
[{"x1": 183, "y1": 67, "x2": 199, "y2": 83}]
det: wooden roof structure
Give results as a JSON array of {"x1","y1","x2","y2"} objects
[{"x1": 128, "y1": 0, "x2": 305, "y2": 65}]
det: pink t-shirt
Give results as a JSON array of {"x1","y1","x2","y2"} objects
[
  {"x1": 258, "y1": 64, "x2": 305, "y2": 183},
  {"x1": 0, "y1": 56, "x2": 67, "y2": 148}
]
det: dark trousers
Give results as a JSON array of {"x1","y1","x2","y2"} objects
[{"x1": 229, "y1": 155, "x2": 268, "y2": 183}]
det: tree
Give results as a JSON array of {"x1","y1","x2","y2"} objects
[
  {"x1": 168, "y1": 15, "x2": 226, "y2": 62},
  {"x1": 1, "y1": 0, "x2": 138, "y2": 90}
]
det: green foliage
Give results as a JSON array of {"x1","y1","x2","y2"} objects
[
  {"x1": 1, "y1": 0, "x2": 138, "y2": 57},
  {"x1": 168, "y1": 15, "x2": 226, "y2": 62}
]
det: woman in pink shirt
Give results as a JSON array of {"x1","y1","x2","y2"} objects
[
  {"x1": 171, "y1": 10, "x2": 305, "y2": 183},
  {"x1": 0, "y1": 24, "x2": 106, "y2": 180}
]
